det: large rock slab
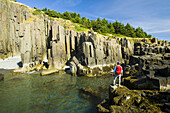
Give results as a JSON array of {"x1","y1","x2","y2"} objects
[{"x1": 98, "y1": 85, "x2": 165, "y2": 113}]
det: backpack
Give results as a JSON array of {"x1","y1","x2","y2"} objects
[{"x1": 115, "y1": 65, "x2": 122, "y2": 75}]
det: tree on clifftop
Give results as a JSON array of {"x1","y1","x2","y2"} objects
[
  {"x1": 125, "y1": 23, "x2": 136, "y2": 37},
  {"x1": 135, "y1": 27, "x2": 146, "y2": 38},
  {"x1": 62, "y1": 11, "x2": 71, "y2": 19},
  {"x1": 108, "y1": 22, "x2": 115, "y2": 34},
  {"x1": 40, "y1": 8, "x2": 152, "y2": 38}
]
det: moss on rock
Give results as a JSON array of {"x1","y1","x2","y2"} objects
[{"x1": 107, "y1": 86, "x2": 163, "y2": 113}]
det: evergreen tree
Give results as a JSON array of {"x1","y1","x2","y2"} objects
[
  {"x1": 147, "y1": 34, "x2": 152, "y2": 38},
  {"x1": 113, "y1": 20, "x2": 121, "y2": 34},
  {"x1": 81, "y1": 17, "x2": 87, "y2": 27},
  {"x1": 101, "y1": 18, "x2": 109, "y2": 33},
  {"x1": 102, "y1": 18, "x2": 108, "y2": 26},
  {"x1": 135, "y1": 27, "x2": 146, "y2": 38},
  {"x1": 62, "y1": 11, "x2": 71, "y2": 19},
  {"x1": 91, "y1": 20, "x2": 97, "y2": 31},
  {"x1": 86, "y1": 19, "x2": 92, "y2": 29},
  {"x1": 119, "y1": 23, "x2": 126, "y2": 35},
  {"x1": 75, "y1": 16, "x2": 81, "y2": 24},
  {"x1": 42, "y1": 8, "x2": 47, "y2": 11},
  {"x1": 108, "y1": 22, "x2": 115, "y2": 34},
  {"x1": 96, "y1": 18, "x2": 102, "y2": 32},
  {"x1": 70, "y1": 13, "x2": 77, "y2": 18},
  {"x1": 38, "y1": 8, "x2": 151, "y2": 38},
  {"x1": 125, "y1": 23, "x2": 136, "y2": 37}
]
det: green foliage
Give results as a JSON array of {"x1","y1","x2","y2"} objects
[
  {"x1": 38, "y1": 7, "x2": 152, "y2": 38},
  {"x1": 112, "y1": 33, "x2": 127, "y2": 37},
  {"x1": 32, "y1": 9, "x2": 42, "y2": 15},
  {"x1": 42, "y1": 8, "x2": 47, "y2": 11},
  {"x1": 43, "y1": 9, "x2": 61, "y2": 18},
  {"x1": 74, "y1": 24, "x2": 89, "y2": 32},
  {"x1": 108, "y1": 22, "x2": 115, "y2": 34},
  {"x1": 10, "y1": 0, "x2": 17, "y2": 2},
  {"x1": 125, "y1": 23, "x2": 136, "y2": 37},
  {"x1": 135, "y1": 27, "x2": 146, "y2": 38},
  {"x1": 62, "y1": 11, "x2": 71, "y2": 19}
]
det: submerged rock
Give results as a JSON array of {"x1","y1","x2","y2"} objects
[
  {"x1": 80, "y1": 87, "x2": 100, "y2": 98},
  {"x1": 40, "y1": 69, "x2": 58, "y2": 76},
  {"x1": 0, "y1": 73, "x2": 4, "y2": 81},
  {"x1": 97, "y1": 99, "x2": 110, "y2": 113}
]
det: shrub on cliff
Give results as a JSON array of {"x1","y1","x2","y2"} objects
[
  {"x1": 32, "y1": 9, "x2": 42, "y2": 15},
  {"x1": 10, "y1": 0, "x2": 17, "y2": 2}
]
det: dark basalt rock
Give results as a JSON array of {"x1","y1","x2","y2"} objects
[
  {"x1": 0, "y1": 73, "x2": 4, "y2": 81},
  {"x1": 80, "y1": 87, "x2": 100, "y2": 98},
  {"x1": 98, "y1": 85, "x2": 165, "y2": 113}
]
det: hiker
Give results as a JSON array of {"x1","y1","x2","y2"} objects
[{"x1": 111, "y1": 61, "x2": 123, "y2": 87}]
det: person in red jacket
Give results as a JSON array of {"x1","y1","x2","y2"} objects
[{"x1": 111, "y1": 61, "x2": 123, "y2": 87}]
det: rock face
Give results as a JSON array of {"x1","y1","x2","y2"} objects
[
  {"x1": 0, "y1": 0, "x2": 47, "y2": 69},
  {"x1": 0, "y1": 0, "x2": 134, "y2": 73},
  {"x1": 0, "y1": 1, "x2": 169, "y2": 85},
  {"x1": 97, "y1": 85, "x2": 169, "y2": 113},
  {"x1": 0, "y1": 73, "x2": 4, "y2": 81},
  {"x1": 128, "y1": 42, "x2": 170, "y2": 91}
]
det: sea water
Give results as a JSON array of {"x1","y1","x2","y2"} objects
[{"x1": 0, "y1": 71, "x2": 113, "y2": 113}]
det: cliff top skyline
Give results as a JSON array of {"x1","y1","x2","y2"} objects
[{"x1": 17, "y1": 0, "x2": 170, "y2": 41}]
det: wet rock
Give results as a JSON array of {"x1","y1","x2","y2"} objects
[
  {"x1": 98, "y1": 85, "x2": 163, "y2": 113},
  {"x1": 163, "y1": 103, "x2": 170, "y2": 112},
  {"x1": 97, "y1": 99, "x2": 110, "y2": 113},
  {"x1": 109, "y1": 86, "x2": 142, "y2": 107},
  {"x1": 0, "y1": 73, "x2": 4, "y2": 81},
  {"x1": 98, "y1": 86, "x2": 108, "y2": 91},
  {"x1": 70, "y1": 61, "x2": 77, "y2": 76},
  {"x1": 40, "y1": 69, "x2": 58, "y2": 76},
  {"x1": 80, "y1": 87, "x2": 100, "y2": 98},
  {"x1": 9, "y1": 77, "x2": 22, "y2": 82}
]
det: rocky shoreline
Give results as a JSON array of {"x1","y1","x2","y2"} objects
[
  {"x1": 97, "y1": 85, "x2": 170, "y2": 113},
  {"x1": 0, "y1": 0, "x2": 170, "y2": 112}
]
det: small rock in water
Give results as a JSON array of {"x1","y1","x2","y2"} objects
[
  {"x1": 0, "y1": 73, "x2": 4, "y2": 81},
  {"x1": 80, "y1": 87, "x2": 100, "y2": 98}
]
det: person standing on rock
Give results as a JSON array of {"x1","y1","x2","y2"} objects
[{"x1": 111, "y1": 61, "x2": 123, "y2": 87}]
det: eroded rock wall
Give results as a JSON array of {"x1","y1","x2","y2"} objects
[
  {"x1": 0, "y1": 0, "x2": 46, "y2": 68},
  {"x1": 0, "y1": 0, "x2": 135, "y2": 70}
]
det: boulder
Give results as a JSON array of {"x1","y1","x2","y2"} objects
[
  {"x1": 98, "y1": 85, "x2": 163, "y2": 113},
  {"x1": 70, "y1": 61, "x2": 77, "y2": 76}
]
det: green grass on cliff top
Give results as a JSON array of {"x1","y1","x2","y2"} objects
[{"x1": 74, "y1": 23, "x2": 90, "y2": 32}]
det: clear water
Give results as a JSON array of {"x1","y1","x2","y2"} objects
[{"x1": 0, "y1": 70, "x2": 113, "y2": 113}]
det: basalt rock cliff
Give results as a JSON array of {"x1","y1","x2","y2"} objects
[
  {"x1": 0, "y1": 0, "x2": 169, "y2": 85},
  {"x1": 0, "y1": 0, "x2": 133, "y2": 72}
]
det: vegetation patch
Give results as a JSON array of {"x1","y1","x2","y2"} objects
[
  {"x1": 74, "y1": 24, "x2": 89, "y2": 32},
  {"x1": 32, "y1": 8, "x2": 42, "y2": 15},
  {"x1": 31, "y1": 7, "x2": 153, "y2": 39}
]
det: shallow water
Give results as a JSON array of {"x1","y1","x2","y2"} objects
[{"x1": 0, "y1": 71, "x2": 113, "y2": 113}]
